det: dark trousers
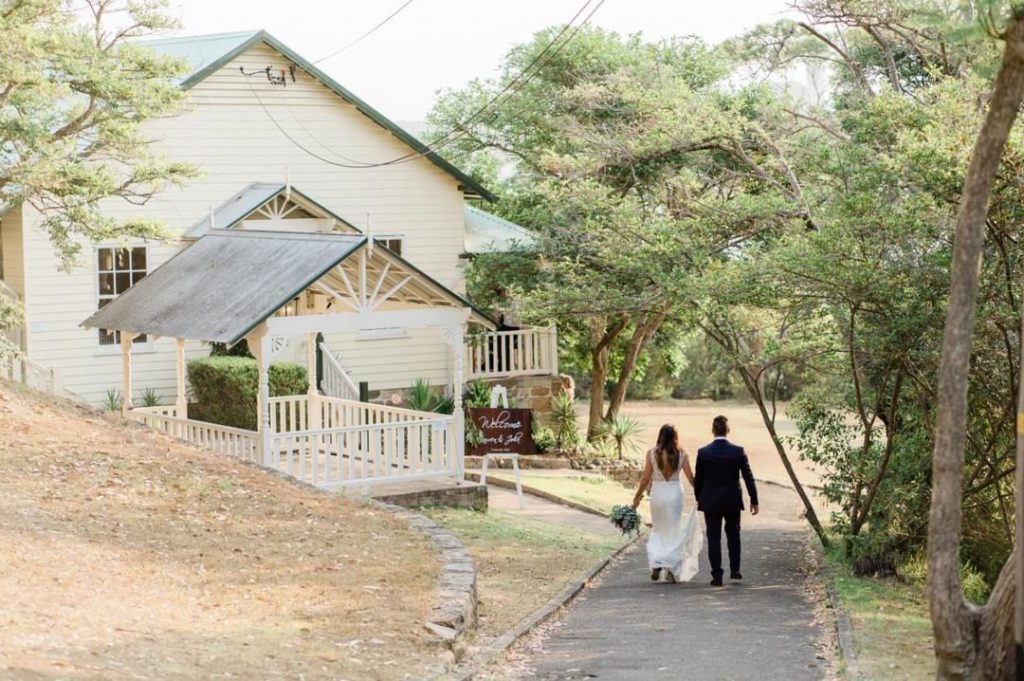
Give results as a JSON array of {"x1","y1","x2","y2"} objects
[{"x1": 704, "y1": 510, "x2": 742, "y2": 578}]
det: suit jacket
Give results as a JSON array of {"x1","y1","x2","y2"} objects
[{"x1": 694, "y1": 438, "x2": 758, "y2": 513}]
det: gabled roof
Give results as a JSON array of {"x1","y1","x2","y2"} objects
[
  {"x1": 183, "y1": 182, "x2": 360, "y2": 238},
  {"x1": 81, "y1": 231, "x2": 493, "y2": 345},
  {"x1": 464, "y1": 205, "x2": 538, "y2": 254},
  {"x1": 141, "y1": 30, "x2": 495, "y2": 202}
]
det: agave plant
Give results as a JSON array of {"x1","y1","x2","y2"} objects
[
  {"x1": 604, "y1": 414, "x2": 644, "y2": 460},
  {"x1": 103, "y1": 388, "x2": 124, "y2": 413},
  {"x1": 463, "y1": 380, "x2": 492, "y2": 409},
  {"x1": 406, "y1": 378, "x2": 440, "y2": 412},
  {"x1": 139, "y1": 386, "x2": 161, "y2": 408},
  {"x1": 550, "y1": 392, "x2": 579, "y2": 451}
]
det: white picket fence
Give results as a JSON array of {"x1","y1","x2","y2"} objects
[
  {"x1": 130, "y1": 407, "x2": 260, "y2": 462},
  {"x1": 465, "y1": 326, "x2": 558, "y2": 379},
  {"x1": 268, "y1": 395, "x2": 456, "y2": 489}
]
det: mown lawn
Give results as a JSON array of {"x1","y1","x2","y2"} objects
[
  {"x1": 489, "y1": 471, "x2": 652, "y2": 519},
  {"x1": 422, "y1": 507, "x2": 621, "y2": 637},
  {"x1": 827, "y1": 553, "x2": 935, "y2": 680}
]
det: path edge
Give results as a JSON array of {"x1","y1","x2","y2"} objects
[
  {"x1": 445, "y1": 529, "x2": 643, "y2": 681},
  {"x1": 235, "y1": 460, "x2": 479, "y2": 666},
  {"x1": 809, "y1": 530, "x2": 860, "y2": 679}
]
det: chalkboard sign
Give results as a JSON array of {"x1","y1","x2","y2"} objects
[{"x1": 467, "y1": 407, "x2": 534, "y2": 456}]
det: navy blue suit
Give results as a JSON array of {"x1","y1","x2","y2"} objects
[{"x1": 694, "y1": 438, "x2": 758, "y2": 579}]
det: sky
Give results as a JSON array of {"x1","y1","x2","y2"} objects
[{"x1": 167, "y1": 0, "x2": 798, "y2": 122}]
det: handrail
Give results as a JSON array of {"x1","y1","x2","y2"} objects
[
  {"x1": 465, "y1": 325, "x2": 559, "y2": 379},
  {"x1": 318, "y1": 342, "x2": 359, "y2": 400}
]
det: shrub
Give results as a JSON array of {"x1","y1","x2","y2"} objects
[
  {"x1": 532, "y1": 423, "x2": 556, "y2": 453},
  {"x1": 405, "y1": 378, "x2": 454, "y2": 414},
  {"x1": 187, "y1": 356, "x2": 308, "y2": 430},
  {"x1": 550, "y1": 392, "x2": 579, "y2": 451},
  {"x1": 139, "y1": 386, "x2": 161, "y2": 407},
  {"x1": 104, "y1": 388, "x2": 123, "y2": 413}
]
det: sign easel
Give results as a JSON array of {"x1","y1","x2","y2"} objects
[{"x1": 477, "y1": 385, "x2": 524, "y2": 508}]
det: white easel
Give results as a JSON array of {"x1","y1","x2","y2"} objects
[{"x1": 478, "y1": 385, "x2": 524, "y2": 508}]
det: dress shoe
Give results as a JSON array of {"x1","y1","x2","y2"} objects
[
  {"x1": 665, "y1": 570, "x2": 677, "y2": 584},
  {"x1": 710, "y1": 577, "x2": 723, "y2": 587},
  {"x1": 730, "y1": 572, "x2": 743, "y2": 580},
  {"x1": 650, "y1": 568, "x2": 662, "y2": 581}
]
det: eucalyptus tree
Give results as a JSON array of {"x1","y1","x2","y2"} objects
[
  {"x1": 0, "y1": 0, "x2": 196, "y2": 357},
  {"x1": 434, "y1": 28, "x2": 812, "y2": 438}
]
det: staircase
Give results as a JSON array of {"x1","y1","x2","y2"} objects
[{"x1": 319, "y1": 342, "x2": 359, "y2": 401}]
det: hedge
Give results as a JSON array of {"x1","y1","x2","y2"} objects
[{"x1": 187, "y1": 356, "x2": 308, "y2": 430}]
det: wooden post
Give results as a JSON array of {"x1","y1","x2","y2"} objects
[
  {"x1": 247, "y1": 326, "x2": 272, "y2": 467},
  {"x1": 548, "y1": 325, "x2": 560, "y2": 376},
  {"x1": 120, "y1": 334, "x2": 134, "y2": 416},
  {"x1": 175, "y1": 338, "x2": 188, "y2": 419},
  {"x1": 451, "y1": 322, "x2": 465, "y2": 481},
  {"x1": 306, "y1": 332, "x2": 320, "y2": 430},
  {"x1": 1016, "y1": 317, "x2": 1023, "y2": 676},
  {"x1": 359, "y1": 381, "x2": 369, "y2": 402}
]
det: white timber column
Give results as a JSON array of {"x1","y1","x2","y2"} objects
[
  {"x1": 175, "y1": 338, "x2": 188, "y2": 419},
  {"x1": 306, "y1": 331, "x2": 320, "y2": 430},
  {"x1": 247, "y1": 325, "x2": 272, "y2": 466},
  {"x1": 450, "y1": 320, "x2": 466, "y2": 481},
  {"x1": 120, "y1": 333, "x2": 134, "y2": 416}
]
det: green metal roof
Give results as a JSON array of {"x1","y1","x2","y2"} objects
[
  {"x1": 464, "y1": 205, "x2": 538, "y2": 254},
  {"x1": 141, "y1": 30, "x2": 495, "y2": 202}
]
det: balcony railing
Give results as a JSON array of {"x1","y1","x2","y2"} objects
[{"x1": 465, "y1": 325, "x2": 558, "y2": 380}]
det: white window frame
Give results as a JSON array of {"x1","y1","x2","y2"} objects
[
  {"x1": 375, "y1": 234, "x2": 404, "y2": 257},
  {"x1": 94, "y1": 244, "x2": 153, "y2": 352}
]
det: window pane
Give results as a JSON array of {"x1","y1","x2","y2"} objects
[
  {"x1": 99, "y1": 328, "x2": 115, "y2": 345},
  {"x1": 115, "y1": 272, "x2": 131, "y2": 294},
  {"x1": 99, "y1": 273, "x2": 114, "y2": 295},
  {"x1": 115, "y1": 249, "x2": 130, "y2": 270},
  {"x1": 97, "y1": 248, "x2": 113, "y2": 271},
  {"x1": 131, "y1": 247, "x2": 146, "y2": 270},
  {"x1": 132, "y1": 271, "x2": 146, "y2": 285}
]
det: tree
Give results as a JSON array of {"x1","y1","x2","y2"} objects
[
  {"x1": 441, "y1": 29, "x2": 812, "y2": 438},
  {"x1": 926, "y1": 5, "x2": 1023, "y2": 677},
  {"x1": 0, "y1": 0, "x2": 196, "y2": 358}
]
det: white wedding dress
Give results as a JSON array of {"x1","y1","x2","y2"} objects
[{"x1": 646, "y1": 449, "x2": 703, "y2": 582}]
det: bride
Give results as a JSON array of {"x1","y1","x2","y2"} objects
[{"x1": 631, "y1": 424, "x2": 703, "y2": 583}]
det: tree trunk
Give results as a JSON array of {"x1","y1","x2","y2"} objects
[
  {"x1": 605, "y1": 311, "x2": 666, "y2": 422},
  {"x1": 587, "y1": 316, "x2": 627, "y2": 441},
  {"x1": 740, "y1": 368, "x2": 830, "y2": 547},
  {"x1": 927, "y1": 15, "x2": 1024, "y2": 680}
]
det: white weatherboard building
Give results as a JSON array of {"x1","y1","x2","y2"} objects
[{"x1": 0, "y1": 30, "x2": 554, "y2": 491}]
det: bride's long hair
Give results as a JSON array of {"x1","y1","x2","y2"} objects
[{"x1": 654, "y1": 424, "x2": 681, "y2": 479}]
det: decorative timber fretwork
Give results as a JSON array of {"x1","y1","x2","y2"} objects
[{"x1": 247, "y1": 194, "x2": 317, "y2": 221}]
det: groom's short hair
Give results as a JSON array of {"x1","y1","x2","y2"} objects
[{"x1": 712, "y1": 415, "x2": 729, "y2": 437}]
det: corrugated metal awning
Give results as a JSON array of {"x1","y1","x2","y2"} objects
[
  {"x1": 82, "y1": 230, "x2": 493, "y2": 344},
  {"x1": 83, "y1": 231, "x2": 362, "y2": 344}
]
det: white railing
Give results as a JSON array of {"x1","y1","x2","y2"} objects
[
  {"x1": 128, "y1": 409, "x2": 259, "y2": 462},
  {"x1": 2, "y1": 354, "x2": 56, "y2": 394},
  {"x1": 133, "y1": 404, "x2": 179, "y2": 419},
  {"x1": 268, "y1": 395, "x2": 457, "y2": 489},
  {"x1": 465, "y1": 325, "x2": 558, "y2": 379},
  {"x1": 319, "y1": 342, "x2": 359, "y2": 401}
]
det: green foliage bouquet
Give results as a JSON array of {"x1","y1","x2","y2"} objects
[{"x1": 609, "y1": 505, "x2": 642, "y2": 536}]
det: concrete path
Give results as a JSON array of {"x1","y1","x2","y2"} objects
[
  {"x1": 499, "y1": 482, "x2": 832, "y2": 680},
  {"x1": 486, "y1": 484, "x2": 621, "y2": 538}
]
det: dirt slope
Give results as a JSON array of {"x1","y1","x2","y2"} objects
[{"x1": 0, "y1": 383, "x2": 442, "y2": 680}]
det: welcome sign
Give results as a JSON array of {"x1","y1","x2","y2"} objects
[{"x1": 467, "y1": 407, "x2": 534, "y2": 456}]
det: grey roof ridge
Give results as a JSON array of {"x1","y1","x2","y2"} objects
[{"x1": 170, "y1": 29, "x2": 496, "y2": 202}]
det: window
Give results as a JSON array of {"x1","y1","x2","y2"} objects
[
  {"x1": 377, "y1": 236, "x2": 403, "y2": 256},
  {"x1": 97, "y1": 247, "x2": 147, "y2": 345}
]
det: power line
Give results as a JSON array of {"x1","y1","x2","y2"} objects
[
  {"x1": 254, "y1": 0, "x2": 608, "y2": 170},
  {"x1": 313, "y1": 0, "x2": 418, "y2": 64}
]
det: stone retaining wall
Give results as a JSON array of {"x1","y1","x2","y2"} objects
[{"x1": 376, "y1": 483, "x2": 488, "y2": 511}]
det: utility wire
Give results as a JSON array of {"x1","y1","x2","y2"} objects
[
  {"x1": 313, "y1": 0, "x2": 418, "y2": 64},
  {"x1": 254, "y1": 0, "x2": 608, "y2": 169}
]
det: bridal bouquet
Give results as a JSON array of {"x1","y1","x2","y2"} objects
[{"x1": 609, "y1": 505, "x2": 642, "y2": 536}]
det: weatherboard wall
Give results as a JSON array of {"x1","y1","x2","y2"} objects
[{"x1": 18, "y1": 38, "x2": 470, "y2": 403}]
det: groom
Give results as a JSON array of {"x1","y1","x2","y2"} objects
[{"x1": 693, "y1": 415, "x2": 759, "y2": 587}]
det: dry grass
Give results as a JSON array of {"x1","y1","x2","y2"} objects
[
  {"x1": 489, "y1": 471, "x2": 651, "y2": 519},
  {"x1": 580, "y1": 398, "x2": 823, "y2": 488},
  {"x1": 0, "y1": 382, "x2": 444, "y2": 680},
  {"x1": 422, "y1": 508, "x2": 619, "y2": 638}
]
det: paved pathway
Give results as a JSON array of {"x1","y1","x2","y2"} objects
[{"x1": 501, "y1": 482, "x2": 831, "y2": 681}]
